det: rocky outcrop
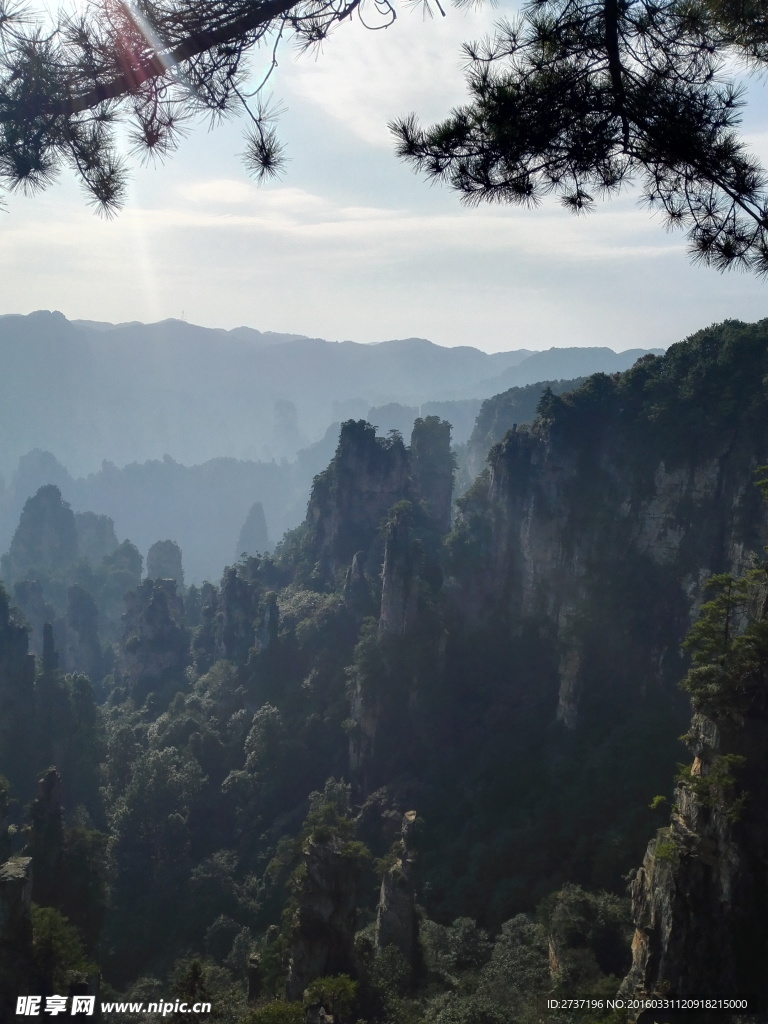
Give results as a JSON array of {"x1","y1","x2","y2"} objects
[
  {"x1": 378, "y1": 511, "x2": 420, "y2": 636},
  {"x1": 11, "y1": 579, "x2": 55, "y2": 661},
  {"x1": 192, "y1": 563, "x2": 279, "y2": 672},
  {"x1": 375, "y1": 810, "x2": 419, "y2": 970},
  {"x1": 620, "y1": 705, "x2": 768, "y2": 1004},
  {"x1": 271, "y1": 398, "x2": 306, "y2": 459},
  {"x1": 1, "y1": 484, "x2": 79, "y2": 584},
  {"x1": 216, "y1": 567, "x2": 261, "y2": 664},
  {"x1": 26, "y1": 768, "x2": 64, "y2": 909},
  {"x1": 286, "y1": 834, "x2": 359, "y2": 999},
  {"x1": 11, "y1": 580, "x2": 101, "y2": 679},
  {"x1": 343, "y1": 553, "x2": 373, "y2": 615},
  {"x1": 246, "y1": 953, "x2": 263, "y2": 1003},
  {"x1": 97, "y1": 539, "x2": 144, "y2": 641},
  {"x1": 540, "y1": 883, "x2": 630, "y2": 989},
  {"x1": 301, "y1": 414, "x2": 455, "y2": 641},
  {"x1": 103, "y1": 538, "x2": 143, "y2": 583},
  {"x1": 75, "y1": 511, "x2": 118, "y2": 566},
  {"x1": 147, "y1": 539, "x2": 185, "y2": 589},
  {"x1": 306, "y1": 421, "x2": 411, "y2": 579},
  {"x1": 463, "y1": 378, "x2": 587, "y2": 484},
  {"x1": 451, "y1": 334, "x2": 768, "y2": 727},
  {"x1": 62, "y1": 584, "x2": 102, "y2": 680},
  {"x1": 0, "y1": 587, "x2": 36, "y2": 794},
  {"x1": 256, "y1": 591, "x2": 279, "y2": 653},
  {"x1": 237, "y1": 501, "x2": 270, "y2": 559},
  {"x1": 0, "y1": 856, "x2": 33, "y2": 1018},
  {"x1": 409, "y1": 417, "x2": 453, "y2": 534},
  {"x1": 119, "y1": 579, "x2": 188, "y2": 700}
]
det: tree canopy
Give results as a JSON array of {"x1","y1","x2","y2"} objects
[{"x1": 2, "y1": 0, "x2": 768, "y2": 272}]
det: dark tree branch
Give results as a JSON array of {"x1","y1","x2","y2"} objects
[
  {"x1": 52, "y1": 0, "x2": 363, "y2": 116},
  {"x1": 392, "y1": 0, "x2": 768, "y2": 274},
  {"x1": 603, "y1": 0, "x2": 630, "y2": 147}
]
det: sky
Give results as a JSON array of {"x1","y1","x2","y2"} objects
[{"x1": 1, "y1": 1, "x2": 767, "y2": 352}]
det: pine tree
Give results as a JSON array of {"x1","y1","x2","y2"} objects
[
  {"x1": 3, "y1": 0, "x2": 768, "y2": 275},
  {"x1": 0, "y1": 0, "x2": 394, "y2": 209},
  {"x1": 392, "y1": 0, "x2": 768, "y2": 273}
]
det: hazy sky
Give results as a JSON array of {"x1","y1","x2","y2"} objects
[{"x1": 1, "y1": 2, "x2": 767, "y2": 352}]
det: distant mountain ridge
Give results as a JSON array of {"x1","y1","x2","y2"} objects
[
  {"x1": 477, "y1": 346, "x2": 663, "y2": 391},
  {"x1": 70, "y1": 317, "x2": 317, "y2": 347},
  {"x1": 0, "y1": 311, "x2": 663, "y2": 478}
]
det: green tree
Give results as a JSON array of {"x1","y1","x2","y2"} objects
[
  {"x1": 246, "y1": 1002, "x2": 304, "y2": 1024},
  {"x1": 107, "y1": 746, "x2": 206, "y2": 979},
  {"x1": 476, "y1": 914, "x2": 549, "y2": 1011},
  {"x1": 537, "y1": 883, "x2": 631, "y2": 988},
  {"x1": 304, "y1": 974, "x2": 358, "y2": 1021},
  {"x1": 30, "y1": 905, "x2": 95, "y2": 996},
  {"x1": 103, "y1": 538, "x2": 144, "y2": 582},
  {"x1": 170, "y1": 958, "x2": 211, "y2": 1023},
  {"x1": 147, "y1": 539, "x2": 185, "y2": 589},
  {"x1": 59, "y1": 825, "x2": 110, "y2": 952},
  {"x1": 681, "y1": 568, "x2": 768, "y2": 716}
]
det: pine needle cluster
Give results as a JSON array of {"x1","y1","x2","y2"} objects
[{"x1": 391, "y1": 0, "x2": 768, "y2": 273}]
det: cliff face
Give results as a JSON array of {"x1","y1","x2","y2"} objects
[
  {"x1": 493, "y1": 442, "x2": 761, "y2": 725},
  {"x1": 451, "y1": 328, "x2": 768, "y2": 727},
  {"x1": 409, "y1": 417, "x2": 454, "y2": 535},
  {"x1": 192, "y1": 561, "x2": 280, "y2": 672},
  {"x1": 26, "y1": 767, "x2": 64, "y2": 909},
  {"x1": 11, "y1": 574, "x2": 102, "y2": 679},
  {"x1": 375, "y1": 810, "x2": 420, "y2": 970},
  {"x1": 0, "y1": 856, "x2": 33, "y2": 1019},
  {"x1": 306, "y1": 421, "x2": 412, "y2": 580},
  {"x1": 1, "y1": 484, "x2": 79, "y2": 585},
  {"x1": 215, "y1": 567, "x2": 262, "y2": 664},
  {"x1": 237, "y1": 501, "x2": 270, "y2": 560},
  {"x1": 378, "y1": 511, "x2": 420, "y2": 637},
  {"x1": 0, "y1": 587, "x2": 36, "y2": 794},
  {"x1": 286, "y1": 835, "x2": 359, "y2": 999},
  {"x1": 621, "y1": 711, "x2": 768, "y2": 1001},
  {"x1": 461, "y1": 377, "x2": 587, "y2": 485},
  {"x1": 119, "y1": 579, "x2": 188, "y2": 700},
  {"x1": 11, "y1": 579, "x2": 54, "y2": 661},
  {"x1": 146, "y1": 539, "x2": 184, "y2": 590},
  {"x1": 74, "y1": 511, "x2": 118, "y2": 567},
  {"x1": 620, "y1": 560, "x2": 768, "y2": 1003},
  {"x1": 61, "y1": 584, "x2": 102, "y2": 681},
  {"x1": 303, "y1": 418, "x2": 453, "y2": 786},
  {"x1": 305, "y1": 417, "x2": 453, "y2": 583}
]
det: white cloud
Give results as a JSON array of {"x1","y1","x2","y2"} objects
[
  {"x1": 278, "y1": 4, "x2": 501, "y2": 146},
  {"x1": 1, "y1": 2, "x2": 767, "y2": 355},
  {"x1": 180, "y1": 179, "x2": 259, "y2": 205},
  {"x1": 127, "y1": 179, "x2": 680, "y2": 266}
]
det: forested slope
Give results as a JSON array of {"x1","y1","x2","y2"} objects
[{"x1": 1, "y1": 320, "x2": 767, "y2": 1022}]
